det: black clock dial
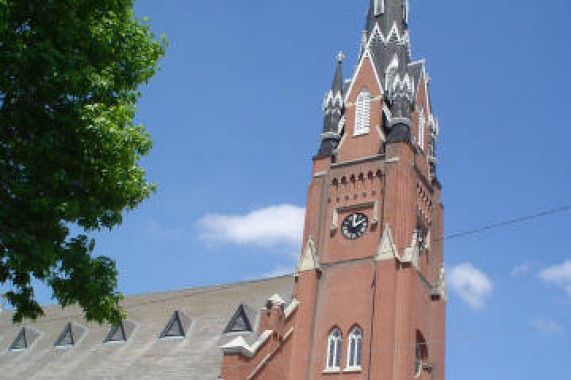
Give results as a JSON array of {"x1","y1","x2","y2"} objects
[{"x1": 341, "y1": 213, "x2": 368, "y2": 240}]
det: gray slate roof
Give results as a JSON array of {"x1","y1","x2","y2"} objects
[{"x1": 0, "y1": 275, "x2": 294, "y2": 380}]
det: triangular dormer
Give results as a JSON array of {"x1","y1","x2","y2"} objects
[
  {"x1": 160, "y1": 311, "x2": 189, "y2": 338},
  {"x1": 10, "y1": 328, "x2": 27, "y2": 350},
  {"x1": 223, "y1": 304, "x2": 255, "y2": 334},
  {"x1": 104, "y1": 322, "x2": 126, "y2": 343},
  {"x1": 54, "y1": 323, "x2": 75, "y2": 347}
]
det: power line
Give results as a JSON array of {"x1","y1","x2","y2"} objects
[
  {"x1": 1, "y1": 205, "x2": 570, "y2": 333},
  {"x1": 441, "y1": 205, "x2": 571, "y2": 241}
]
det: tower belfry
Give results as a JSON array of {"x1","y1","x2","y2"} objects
[{"x1": 220, "y1": 1, "x2": 445, "y2": 378}]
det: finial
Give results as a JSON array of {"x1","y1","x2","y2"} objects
[{"x1": 336, "y1": 51, "x2": 345, "y2": 64}]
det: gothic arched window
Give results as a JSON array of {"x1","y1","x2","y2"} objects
[
  {"x1": 346, "y1": 326, "x2": 363, "y2": 369},
  {"x1": 415, "y1": 331, "x2": 428, "y2": 378},
  {"x1": 354, "y1": 88, "x2": 371, "y2": 136},
  {"x1": 326, "y1": 328, "x2": 342, "y2": 370}
]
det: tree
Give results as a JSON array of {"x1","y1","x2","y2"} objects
[{"x1": 0, "y1": 0, "x2": 166, "y2": 323}]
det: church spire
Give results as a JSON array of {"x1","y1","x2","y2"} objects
[
  {"x1": 317, "y1": 52, "x2": 345, "y2": 158},
  {"x1": 366, "y1": 0, "x2": 409, "y2": 37}
]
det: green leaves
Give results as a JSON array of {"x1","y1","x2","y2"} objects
[{"x1": 0, "y1": 0, "x2": 166, "y2": 323}]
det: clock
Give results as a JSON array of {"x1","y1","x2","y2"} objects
[{"x1": 341, "y1": 213, "x2": 368, "y2": 240}]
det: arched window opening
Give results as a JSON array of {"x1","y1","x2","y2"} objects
[
  {"x1": 354, "y1": 88, "x2": 371, "y2": 136},
  {"x1": 347, "y1": 326, "x2": 363, "y2": 369},
  {"x1": 326, "y1": 328, "x2": 342, "y2": 370},
  {"x1": 414, "y1": 332, "x2": 428, "y2": 378}
]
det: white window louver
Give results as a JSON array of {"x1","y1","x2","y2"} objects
[
  {"x1": 354, "y1": 89, "x2": 371, "y2": 136},
  {"x1": 326, "y1": 328, "x2": 342, "y2": 370},
  {"x1": 374, "y1": 0, "x2": 384, "y2": 15},
  {"x1": 347, "y1": 326, "x2": 363, "y2": 369},
  {"x1": 418, "y1": 106, "x2": 425, "y2": 150}
]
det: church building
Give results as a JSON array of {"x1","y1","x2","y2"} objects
[
  {"x1": 0, "y1": 1, "x2": 445, "y2": 379},
  {"x1": 219, "y1": 0, "x2": 445, "y2": 378}
]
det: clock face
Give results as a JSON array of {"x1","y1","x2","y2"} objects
[{"x1": 341, "y1": 213, "x2": 369, "y2": 240}]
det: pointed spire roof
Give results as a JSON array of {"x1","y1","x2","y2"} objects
[
  {"x1": 331, "y1": 52, "x2": 345, "y2": 95},
  {"x1": 316, "y1": 53, "x2": 345, "y2": 158},
  {"x1": 366, "y1": 0, "x2": 409, "y2": 37}
]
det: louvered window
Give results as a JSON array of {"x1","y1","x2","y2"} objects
[
  {"x1": 354, "y1": 89, "x2": 371, "y2": 136},
  {"x1": 418, "y1": 106, "x2": 426, "y2": 150},
  {"x1": 374, "y1": 0, "x2": 384, "y2": 15},
  {"x1": 326, "y1": 328, "x2": 342, "y2": 370},
  {"x1": 347, "y1": 326, "x2": 363, "y2": 369}
]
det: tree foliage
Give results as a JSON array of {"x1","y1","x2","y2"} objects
[{"x1": 0, "y1": 0, "x2": 166, "y2": 323}]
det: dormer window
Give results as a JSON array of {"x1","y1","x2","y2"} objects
[
  {"x1": 374, "y1": 0, "x2": 384, "y2": 15},
  {"x1": 354, "y1": 88, "x2": 371, "y2": 136}
]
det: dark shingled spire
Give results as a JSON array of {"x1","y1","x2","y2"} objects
[
  {"x1": 317, "y1": 52, "x2": 345, "y2": 158},
  {"x1": 331, "y1": 54, "x2": 344, "y2": 95},
  {"x1": 364, "y1": 0, "x2": 415, "y2": 143},
  {"x1": 366, "y1": 0, "x2": 409, "y2": 37}
]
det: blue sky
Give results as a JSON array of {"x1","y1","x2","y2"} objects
[{"x1": 16, "y1": 0, "x2": 571, "y2": 378}]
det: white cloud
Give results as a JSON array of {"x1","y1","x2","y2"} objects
[
  {"x1": 448, "y1": 263, "x2": 493, "y2": 310},
  {"x1": 197, "y1": 204, "x2": 305, "y2": 249},
  {"x1": 510, "y1": 262, "x2": 534, "y2": 277},
  {"x1": 538, "y1": 259, "x2": 571, "y2": 295},
  {"x1": 532, "y1": 318, "x2": 565, "y2": 333}
]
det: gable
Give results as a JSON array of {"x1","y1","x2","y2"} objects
[{"x1": 345, "y1": 50, "x2": 383, "y2": 104}]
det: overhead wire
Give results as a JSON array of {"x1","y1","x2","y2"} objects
[
  {"x1": 2, "y1": 204, "x2": 571, "y2": 328},
  {"x1": 0, "y1": 204, "x2": 569, "y2": 369}
]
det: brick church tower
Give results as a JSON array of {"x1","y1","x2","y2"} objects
[{"x1": 220, "y1": 1, "x2": 446, "y2": 379}]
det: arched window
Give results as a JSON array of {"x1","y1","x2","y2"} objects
[
  {"x1": 414, "y1": 332, "x2": 428, "y2": 378},
  {"x1": 418, "y1": 105, "x2": 425, "y2": 150},
  {"x1": 354, "y1": 88, "x2": 371, "y2": 136},
  {"x1": 326, "y1": 328, "x2": 342, "y2": 370},
  {"x1": 346, "y1": 326, "x2": 363, "y2": 369}
]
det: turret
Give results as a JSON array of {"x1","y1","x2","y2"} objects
[{"x1": 317, "y1": 52, "x2": 345, "y2": 158}]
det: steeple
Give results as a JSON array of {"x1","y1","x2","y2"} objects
[
  {"x1": 366, "y1": 0, "x2": 409, "y2": 37},
  {"x1": 221, "y1": 3, "x2": 445, "y2": 379},
  {"x1": 317, "y1": 52, "x2": 345, "y2": 158}
]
